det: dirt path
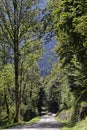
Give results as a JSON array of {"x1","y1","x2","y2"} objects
[{"x1": 4, "y1": 115, "x2": 61, "y2": 130}]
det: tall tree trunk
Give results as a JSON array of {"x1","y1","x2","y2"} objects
[
  {"x1": 13, "y1": 0, "x2": 20, "y2": 123},
  {"x1": 4, "y1": 92, "x2": 9, "y2": 122},
  {"x1": 13, "y1": 28, "x2": 19, "y2": 123},
  {"x1": 38, "y1": 88, "x2": 43, "y2": 116},
  {"x1": 19, "y1": 64, "x2": 23, "y2": 118},
  {"x1": 14, "y1": 45, "x2": 19, "y2": 123}
]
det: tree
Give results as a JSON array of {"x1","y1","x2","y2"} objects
[
  {"x1": 48, "y1": 0, "x2": 87, "y2": 122},
  {"x1": 0, "y1": 0, "x2": 42, "y2": 122}
]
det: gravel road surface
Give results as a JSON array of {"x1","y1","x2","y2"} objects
[{"x1": 4, "y1": 115, "x2": 61, "y2": 130}]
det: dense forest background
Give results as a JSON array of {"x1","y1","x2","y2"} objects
[{"x1": 0, "y1": 0, "x2": 87, "y2": 128}]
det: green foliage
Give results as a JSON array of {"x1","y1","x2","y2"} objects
[
  {"x1": 0, "y1": 0, "x2": 44, "y2": 125},
  {"x1": 47, "y1": 0, "x2": 87, "y2": 124},
  {"x1": 0, "y1": 64, "x2": 14, "y2": 90},
  {"x1": 45, "y1": 62, "x2": 75, "y2": 111},
  {"x1": 27, "y1": 116, "x2": 40, "y2": 124},
  {"x1": 62, "y1": 117, "x2": 87, "y2": 130}
]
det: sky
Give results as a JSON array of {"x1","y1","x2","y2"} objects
[{"x1": 37, "y1": 0, "x2": 47, "y2": 9}]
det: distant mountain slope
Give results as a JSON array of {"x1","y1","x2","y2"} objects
[
  {"x1": 39, "y1": 39, "x2": 58, "y2": 76},
  {"x1": 37, "y1": 0, "x2": 58, "y2": 76}
]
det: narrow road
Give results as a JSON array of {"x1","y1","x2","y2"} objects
[{"x1": 4, "y1": 115, "x2": 61, "y2": 130}]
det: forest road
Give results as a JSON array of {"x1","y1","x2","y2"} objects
[{"x1": 4, "y1": 115, "x2": 61, "y2": 130}]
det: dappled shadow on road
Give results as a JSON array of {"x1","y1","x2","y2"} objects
[
  {"x1": 7, "y1": 122, "x2": 61, "y2": 130},
  {"x1": 26, "y1": 122, "x2": 62, "y2": 128},
  {"x1": 6, "y1": 116, "x2": 62, "y2": 129},
  {"x1": 24, "y1": 116, "x2": 62, "y2": 129},
  {"x1": 8, "y1": 122, "x2": 62, "y2": 129}
]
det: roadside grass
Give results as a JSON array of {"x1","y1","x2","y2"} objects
[
  {"x1": 2, "y1": 116, "x2": 40, "y2": 129},
  {"x1": 55, "y1": 116, "x2": 71, "y2": 128},
  {"x1": 55, "y1": 108, "x2": 73, "y2": 129},
  {"x1": 26, "y1": 116, "x2": 40, "y2": 124},
  {"x1": 56, "y1": 116, "x2": 87, "y2": 130},
  {"x1": 55, "y1": 108, "x2": 87, "y2": 130},
  {"x1": 62, "y1": 117, "x2": 87, "y2": 130},
  {"x1": 2, "y1": 121, "x2": 25, "y2": 129}
]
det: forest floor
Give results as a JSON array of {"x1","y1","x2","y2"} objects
[{"x1": 3, "y1": 115, "x2": 61, "y2": 130}]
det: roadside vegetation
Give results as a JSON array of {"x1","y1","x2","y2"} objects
[
  {"x1": 62, "y1": 117, "x2": 87, "y2": 130},
  {"x1": 47, "y1": 0, "x2": 87, "y2": 128},
  {"x1": 55, "y1": 109, "x2": 87, "y2": 130},
  {"x1": 27, "y1": 116, "x2": 40, "y2": 124},
  {"x1": 2, "y1": 116, "x2": 40, "y2": 129}
]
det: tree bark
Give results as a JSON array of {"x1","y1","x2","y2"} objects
[
  {"x1": 4, "y1": 92, "x2": 9, "y2": 122},
  {"x1": 14, "y1": 44, "x2": 19, "y2": 123},
  {"x1": 13, "y1": 0, "x2": 20, "y2": 123}
]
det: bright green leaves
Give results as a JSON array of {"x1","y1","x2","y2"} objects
[
  {"x1": 0, "y1": 64, "x2": 14, "y2": 91},
  {"x1": 73, "y1": 15, "x2": 87, "y2": 42}
]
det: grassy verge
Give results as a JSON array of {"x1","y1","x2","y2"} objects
[
  {"x1": 62, "y1": 117, "x2": 87, "y2": 130},
  {"x1": 55, "y1": 108, "x2": 73, "y2": 129},
  {"x1": 56, "y1": 116, "x2": 87, "y2": 130},
  {"x1": 55, "y1": 116, "x2": 70, "y2": 128},
  {"x1": 26, "y1": 116, "x2": 40, "y2": 124},
  {"x1": 2, "y1": 116, "x2": 40, "y2": 129},
  {"x1": 2, "y1": 121, "x2": 25, "y2": 129},
  {"x1": 55, "y1": 108, "x2": 87, "y2": 130}
]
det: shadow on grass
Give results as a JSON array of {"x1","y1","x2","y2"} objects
[{"x1": 60, "y1": 120, "x2": 76, "y2": 129}]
